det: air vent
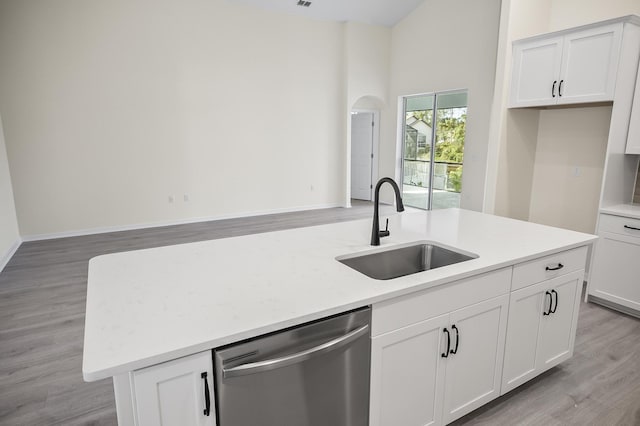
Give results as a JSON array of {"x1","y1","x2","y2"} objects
[{"x1": 297, "y1": 0, "x2": 311, "y2": 7}]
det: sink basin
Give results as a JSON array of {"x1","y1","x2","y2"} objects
[{"x1": 336, "y1": 241, "x2": 478, "y2": 280}]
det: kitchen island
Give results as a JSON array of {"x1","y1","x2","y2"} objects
[{"x1": 82, "y1": 208, "x2": 597, "y2": 425}]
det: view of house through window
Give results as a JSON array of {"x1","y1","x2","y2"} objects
[{"x1": 401, "y1": 91, "x2": 467, "y2": 210}]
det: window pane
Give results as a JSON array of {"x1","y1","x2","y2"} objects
[
  {"x1": 402, "y1": 95, "x2": 434, "y2": 210},
  {"x1": 432, "y1": 92, "x2": 466, "y2": 210},
  {"x1": 401, "y1": 91, "x2": 467, "y2": 211}
]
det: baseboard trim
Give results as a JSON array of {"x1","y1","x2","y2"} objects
[
  {"x1": 0, "y1": 238, "x2": 22, "y2": 273},
  {"x1": 21, "y1": 203, "x2": 343, "y2": 242},
  {"x1": 588, "y1": 295, "x2": 640, "y2": 319}
]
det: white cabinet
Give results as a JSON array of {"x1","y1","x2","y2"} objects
[
  {"x1": 370, "y1": 295, "x2": 509, "y2": 426},
  {"x1": 510, "y1": 23, "x2": 622, "y2": 108},
  {"x1": 590, "y1": 213, "x2": 640, "y2": 312},
  {"x1": 441, "y1": 295, "x2": 509, "y2": 424},
  {"x1": 510, "y1": 36, "x2": 564, "y2": 107},
  {"x1": 370, "y1": 268, "x2": 512, "y2": 426},
  {"x1": 501, "y1": 270, "x2": 583, "y2": 394},
  {"x1": 626, "y1": 64, "x2": 640, "y2": 154},
  {"x1": 370, "y1": 313, "x2": 449, "y2": 426},
  {"x1": 132, "y1": 351, "x2": 216, "y2": 426}
]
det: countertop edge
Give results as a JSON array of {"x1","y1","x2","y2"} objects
[{"x1": 82, "y1": 238, "x2": 597, "y2": 382}]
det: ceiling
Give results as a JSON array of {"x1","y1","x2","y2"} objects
[{"x1": 226, "y1": 0, "x2": 425, "y2": 27}]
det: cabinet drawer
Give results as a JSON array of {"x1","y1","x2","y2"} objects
[
  {"x1": 512, "y1": 246, "x2": 588, "y2": 291},
  {"x1": 598, "y1": 214, "x2": 640, "y2": 238},
  {"x1": 372, "y1": 268, "x2": 511, "y2": 337}
]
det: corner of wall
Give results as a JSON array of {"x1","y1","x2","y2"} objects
[
  {"x1": 486, "y1": 0, "x2": 552, "y2": 218},
  {"x1": 0, "y1": 113, "x2": 21, "y2": 272}
]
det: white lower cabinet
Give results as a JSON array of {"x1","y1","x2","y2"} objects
[
  {"x1": 114, "y1": 249, "x2": 590, "y2": 426},
  {"x1": 370, "y1": 313, "x2": 449, "y2": 426},
  {"x1": 590, "y1": 214, "x2": 640, "y2": 312},
  {"x1": 590, "y1": 233, "x2": 640, "y2": 310},
  {"x1": 370, "y1": 248, "x2": 589, "y2": 426},
  {"x1": 132, "y1": 351, "x2": 216, "y2": 426},
  {"x1": 441, "y1": 295, "x2": 509, "y2": 424},
  {"x1": 370, "y1": 294, "x2": 509, "y2": 426},
  {"x1": 501, "y1": 270, "x2": 583, "y2": 394}
]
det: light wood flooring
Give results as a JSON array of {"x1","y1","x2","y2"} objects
[{"x1": 1, "y1": 202, "x2": 639, "y2": 425}]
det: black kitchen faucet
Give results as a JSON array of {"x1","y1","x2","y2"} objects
[{"x1": 371, "y1": 177, "x2": 405, "y2": 246}]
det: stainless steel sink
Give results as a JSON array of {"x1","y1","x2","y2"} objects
[{"x1": 336, "y1": 241, "x2": 478, "y2": 280}]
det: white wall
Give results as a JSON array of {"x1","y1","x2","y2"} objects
[
  {"x1": 382, "y1": 0, "x2": 501, "y2": 211},
  {"x1": 344, "y1": 22, "x2": 391, "y2": 204},
  {"x1": 345, "y1": 22, "x2": 391, "y2": 109},
  {"x1": 493, "y1": 109, "x2": 541, "y2": 220},
  {"x1": 549, "y1": 0, "x2": 640, "y2": 30},
  {"x1": 0, "y1": 114, "x2": 20, "y2": 268},
  {"x1": 488, "y1": 0, "x2": 552, "y2": 220},
  {"x1": 0, "y1": 0, "x2": 347, "y2": 237},
  {"x1": 529, "y1": 107, "x2": 611, "y2": 233}
]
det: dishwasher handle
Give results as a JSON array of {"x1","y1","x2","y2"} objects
[{"x1": 222, "y1": 324, "x2": 369, "y2": 379}]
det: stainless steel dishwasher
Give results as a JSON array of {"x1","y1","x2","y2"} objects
[{"x1": 213, "y1": 307, "x2": 371, "y2": 426}]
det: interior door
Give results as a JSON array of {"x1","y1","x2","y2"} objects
[{"x1": 351, "y1": 112, "x2": 374, "y2": 201}]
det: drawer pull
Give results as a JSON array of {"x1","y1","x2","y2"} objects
[
  {"x1": 550, "y1": 289, "x2": 558, "y2": 314},
  {"x1": 543, "y1": 291, "x2": 552, "y2": 316},
  {"x1": 201, "y1": 372, "x2": 211, "y2": 416},
  {"x1": 441, "y1": 328, "x2": 450, "y2": 358},
  {"x1": 558, "y1": 79, "x2": 564, "y2": 97},
  {"x1": 624, "y1": 225, "x2": 640, "y2": 231},
  {"x1": 450, "y1": 324, "x2": 460, "y2": 355},
  {"x1": 545, "y1": 263, "x2": 564, "y2": 271}
]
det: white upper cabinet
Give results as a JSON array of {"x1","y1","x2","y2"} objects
[
  {"x1": 510, "y1": 22, "x2": 623, "y2": 108},
  {"x1": 510, "y1": 36, "x2": 564, "y2": 107}
]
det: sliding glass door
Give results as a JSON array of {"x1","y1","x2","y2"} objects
[{"x1": 401, "y1": 91, "x2": 467, "y2": 210}]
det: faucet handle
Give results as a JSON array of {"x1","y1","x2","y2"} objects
[{"x1": 379, "y1": 218, "x2": 390, "y2": 238}]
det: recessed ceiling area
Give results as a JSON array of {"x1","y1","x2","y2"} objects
[{"x1": 226, "y1": 0, "x2": 425, "y2": 27}]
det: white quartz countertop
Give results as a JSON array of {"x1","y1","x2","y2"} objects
[
  {"x1": 82, "y1": 209, "x2": 597, "y2": 381},
  {"x1": 600, "y1": 203, "x2": 640, "y2": 220}
]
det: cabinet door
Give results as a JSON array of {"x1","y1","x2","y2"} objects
[
  {"x1": 441, "y1": 295, "x2": 509, "y2": 424},
  {"x1": 370, "y1": 313, "x2": 448, "y2": 426},
  {"x1": 590, "y1": 232, "x2": 640, "y2": 311},
  {"x1": 509, "y1": 36, "x2": 563, "y2": 107},
  {"x1": 558, "y1": 23, "x2": 622, "y2": 104},
  {"x1": 502, "y1": 271, "x2": 583, "y2": 394},
  {"x1": 501, "y1": 280, "x2": 548, "y2": 394},
  {"x1": 133, "y1": 351, "x2": 215, "y2": 426},
  {"x1": 536, "y1": 271, "x2": 583, "y2": 371}
]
